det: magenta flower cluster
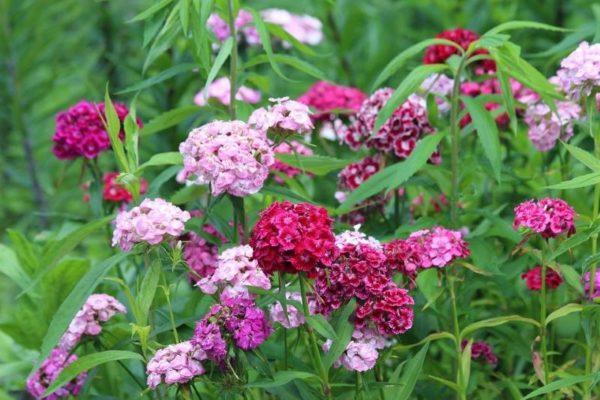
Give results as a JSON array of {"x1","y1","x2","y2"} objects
[
  {"x1": 179, "y1": 120, "x2": 274, "y2": 197},
  {"x1": 583, "y1": 271, "x2": 600, "y2": 300},
  {"x1": 513, "y1": 198, "x2": 576, "y2": 238},
  {"x1": 297, "y1": 80, "x2": 367, "y2": 121},
  {"x1": 183, "y1": 222, "x2": 226, "y2": 284},
  {"x1": 112, "y1": 198, "x2": 190, "y2": 251},
  {"x1": 194, "y1": 77, "x2": 261, "y2": 107},
  {"x1": 272, "y1": 140, "x2": 314, "y2": 183},
  {"x1": 249, "y1": 97, "x2": 314, "y2": 136},
  {"x1": 146, "y1": 341, "x2": 206, "y2": 389},
  {"x1": 27, "y1": 349, "x2": 87, "y2": 400},
  {"x1": 556, "y1": 41, "x2": 600, "y2": 101},
  {"x1": 59, "y1": 294, "x2": 126, "y2": 351},
  {"x1": 324, "y1": 327, "x2": 386, "y2": 372},
  {"x1": 462, "y1": 340, "x2": 498, "y2": 367}
]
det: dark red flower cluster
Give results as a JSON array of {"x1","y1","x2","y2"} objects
[
  {"x1": 423, "y1": 28, "x2": 496, "y2": 74},
  {"x1": 102, "y1": 172, "x2": 147, "y2": 204},
  {"x1": 462, "y1": 340, "x2": 498, "y2": 367},
  {"x1": 52, "y1": 100, "x2": 137, "y2": 160},
  {"x1": 250, "y1": 201, "x2": 337, "y2": 277},
  {"x1": 513, "y1": 198, "x2": 576, "y2": 238},
  {"x1": 315, "y1": 231, "x2": 414, "y2": 336},
  {"x1": 521, "y1": 266, "x2": 563, "y2": 291},
  {"x1": 342, "y1": 90, "x2": 439, "y2": 162},
  {"x1": 297, "y1": 81, "x2": 367, "y2": 121}
]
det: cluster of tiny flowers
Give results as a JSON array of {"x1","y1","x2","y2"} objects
[
  {"x1": 178, "y1": 120, "x2": 274, "y2": 197},
  {"x1": 462, "y1": 340, "x2": 498, "y2": 367},
  {"x1": 513, "y1": 198, "x2": 576, "y2": 238},
  {"x1": 194, "y1": 77, "x2": 261, "y2": 107},
  {"x1": 262, "y1": 9, "x2": 323, "y2": 46},
  {"x1": 207, "y1": 10, "x2": 259, "y2": 45},
  {"x1": 555, "y1": 41, "x2": 600, "y2": 101},
  {"x1": 272, "y1": 141, "x2": 314, "y2": 183},
  {"x1": 183, "y1": 223, "x2": 226, "y2": 284},
  {"x1": 420, "y1": 73, "x2": 454, "y2": 113},
  {"x1": 146, "y1": 341, "x2": 206, "y2": 389},
  {"x1": 521, "y1": 266, "x2": 563, "y2": 291},
  {"x1": 112, "y1": 198, "x2": 191, "y2": 251},
  {"x1": 316, "y1": 229, "x2": 415, "y2": 336},
  {"x1": 269, "y1": 292, "x2": 316, "y2": 329},
  {"x1": 250, "y1": 201, "x2": 337, "y2": 276},
  {"x1": 583, "y1": 271, "x2": 600, "y2": 300},
  {"x1": 423, "y1": 28, "x2": 495, "y2": 74},
  {"x1": 27, "y1": 349, "x2": 87, "y2": 400},
  {"x1": 297, "y1": 81, "x2": 367, "y2": 121},
  {"x1": 102, "y1": 172, "x2": 147, "y2": 204},
  {"x1": 385, "y1": 227, "x2": 470, "y2": 280},
  {"x1": 59, "y1": 294, "x2": 126, "y2": 351},
  {"x1": 192, "y1": 293, "x2": 271, "y2": 362},
  {"x1": 197, "y1": 245, "x2": 271, "y2": 295},
  {"x1": 323, "y1": 327, "x2": 386, "y2": 372},
  {"x1": 343, "y1": 90, "x2": 439, "y2": 162},
  {"x1": 52, "y1": 100, "x2": 135, "y2": 160},
  {"x1": 249, "y1": 97, "x2": 314, "y2": 136}
]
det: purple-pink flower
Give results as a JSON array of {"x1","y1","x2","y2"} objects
[
  {"x1": 146, "y1": 341, "x2": 206, "y2": 389},
  {"x1": 262, "y1": 9, "x2": 323, "y2": 46},
  {"x1": 59, "y1": 294, "x2": 126, "y2": 351},
  {"x1": 297, "y1": 81, "x2": 366, "y2": 121},
  {"x1": 207, "y1": 10, "x2": 259, "y2": 45},
  {"x1": 420, "y1": 74, "x2": 454, "y2": 113},
  {"x1": 249, "y1": 97, "x2": 314, "y2": 136},
  {"x1": 112, "y1": 198, "x2": 190, "y2": 251},
  {"x1": 556, "y1": 41, "x2": 600, "y2": 101},
  {"x1": 179, "y1": 120, "x2": 274, "y2": 197},
  {"x1": 323, "y1": 327, "x2": 386, "y2": 372},
  {"x1": 269, "y1": 292, "x2": 316, "y2": 329},
  {"x1": 462, "y1": 340, "x2": 498, "y2": 367},
  {"x1": 27, "y1": 349, "x2": 87, "y2": 400},
  {"x1": 194, "y1": 77, "x2": 261, "y2": 107},
  {"x1": 513, "y1": 198, "x2": 576, "y2": 238},
  {"x1": 583, "y1": 271, "x2": 600, "y2": 300}
]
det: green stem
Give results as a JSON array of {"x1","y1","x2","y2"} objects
[
  {"x1": 355, "y1": 372, "x2": 363, "y2": 400},
  {"x1": 161, "y1": 267, "x2": 179, "y2": 343},
  {"x1": 279, "y1": 272, "x2": 288, "y2": 369},
  {"x1": 540, "y1": 257, "x2": 550, "y2": 394},
  {"x1": 226, "y1": 0, "x2": 238, "y2": 120},
  {"x1": 447, "y1": 270, "x2": 465, "y2": 400},
  {"x1": 299, "y1": 273, "x2": 331, "y2": 399}
]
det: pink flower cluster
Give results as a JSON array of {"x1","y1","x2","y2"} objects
[
  {"x1": 420, "y1": 74, "x2": 454, "y2": 113},
  {"x1": 112, "y1": 198, "x2": 191, "y2": 251},
  {"x1": 249, "y1": 97, "x2": 314, "y2": 136},
  {"x1": 462, "y1": 340, "x2": 498, "y2": 367},
  {"x1": 272, "y1": 140, "x2": 314, "y2": 183},
  {"x1": 102, "y1": 172, "x2": 148, "y2": 204},
  {"x1": 197, "y1": 245, "x2": 271, "y2": 295},
  {"x1": 297, "y1": 81, "x2": 367, "y2": 121},
  {"x1": 207, "y1": 10, "x2": 259, "y2": 45},
  {"x1": 178, "y1": 121, "x2": 274, "y2": 197},
  {"x1": 343, "y1": 90, "x2": 438, "y2": 162},
  {"x1": 269, "y1": 292, "x2": 316, "y2": 329},
  {"x1": 27, "y1": 349, "x2": 87, "y2": 400},
  {"x1": 521, "y1": 266, "x2": 563, "y2": 291},
  {"x1": 385, "y1": 227, "x2": 470, "y2": 279},
  {"x1": 52, "y1": 100, "x2": 135, "y2": 160},
  {"x1": 316, "y1": 229, "x2": 415, "y2": 336},
  {"x1": 146, "y1": 341, "x2": 206, "y2": 389},
  {"x1": 183, "y1": 223, "x2": 226, "y2": 284},
  {"x1": 513, "y1": 198, "x2": 576, "y2": 238},
  {"x1": 194, "y1": 77, "x2": 261, "y2": 107},
  {"x1": 323, "y1": 327, "x2": 386, "y2": 372},
  {"x1": 250, "y1": 201, "x2": 337, "y2": 277},
  {"x1": 262, "y1": 9, "x2": 323, "y2": 46},
  {"x1": 583, "y1": 271, "x2": 600, "y2": 300},
  {"x1": 556, "y1": 41, "x2": 600, "y2": 101},
  {"x1": 59, "y1": 294, "x2": 126, "y2": 351}
]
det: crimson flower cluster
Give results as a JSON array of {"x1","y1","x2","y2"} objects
[
  {"x1": 102, "y1": 172, "x2": 148, "y2": 204},
  {"x1": 521, "y1": 266, "x2": 563, "y2": 291},
  {"x1": 250, "y1": 201, "x2": 337, "y2": 277},
  {"x1": 297, "y1": 80, "x2": 367, "y2": 121},
  {"x1": 462, "y1": 340, "x2": 498, "y2": 367},
  {"x1": 343, "y1": 89, "x2": 439, "y2": 162},
  {"x1": 513, "y1": 198, "x2": 576, "y2": 238}
]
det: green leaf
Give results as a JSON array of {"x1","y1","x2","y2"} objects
[
  {"x1": 561, "y1": 142, "x2": 600, "y2": 171},
  {"x1": 486, "y1": 21, "x2": 568, "y2": 35},
  {"x1": 38, "y1": 252, "x2": 129, "y2": 366},
  {"x1": 130, "y1": 0, "x2": 174, "y2": 22},
  {"x1": 141, "y1": 106, "x2": 200, "y2": 136},
  {"x1": 373, "y1": 64, "x2": 447, "y2": 136},
  {"x1": 460, "y1": 315, "x2": 540, "y2": 340},
  {"x1": 337, "y1": 132, "x2": 445, "y2": 214},
  {"x1": 392, "y1": 332, "x2": 455, "y2": 352},
  {"x1": 546, "y1": 172, "x2": 600, "y2": 190},
  {"x1": 104, "y1": 88, "x2": 129, "y2": 172},
  {"x1": 323, "y1": 300, "x2": 355, "y2": 370},
  {"x1": 117, "y1": 63, "x2": 196, "y2": 94},
  {"x1": 274, "y1": 154, "x2": 356, "y2": 176},
  {"x1": 428, "y1": 375, "x2": 460, "y2": 392},
  {"x1": 244, "y1": 54, "x2": 327, "y2": 80},
  {"x1": 462, "y1": 96, "x2": 502, "y2": 182},
  {"x1": 371, "y1": 38, "x2": 464, "y2": 90},
  {"x1": 179, "y1": 0, "x2": 190, "y2": 35},
  {"x1": 266, "y1": 23, "x2": 317, "y2": 57},
  {"x1": 416, "y1": 268, "x2": 442, "y2": 309},
  {"x1": 459, "y1": 339, "x2": 472, "y2": 392},
  {"x1": 496, "y1": 67, "x2": 517, "y2": 134},
  {"x1": 137, "y1": 260, "x2": 161, "y2": 325},
  {"x1": 306, "y1": 315, "x2": 337, "y2": 340},
  {"x1": 44, "y1": 351, "x2": 143, "y2": 396},
  {"x1": 549, "y1": 223, "x2": 600, "y2": 260},
  {"x1": 559, "y1": 265, "x2": 585, "y2": 295},
  {"x1": 261, "y1": 185, "x2": 316, "y2": 204},
  {"x1": 248, "y1": 8, "x2": 288, "y2": 81},
  {"x1": 0, "y1": 244, "x2": 31, "y2": 290},
  {"x1": 473, "y1": 34, "x2": 510, "y2": 50},
  {"x1": 545, "y1": 303, "x2": 584, "y2": 326},
  {"x1": 138, "y1": 152, "x2": 183, "y2": 171},
  {"x1": 522, "y1": 374, "x2": 598, "y2": 399},
  {"x1": 393, "y1": 342, "x2": 430, "y2": 400},
  {"x1": 202, "y1": 37, "x2": 233, "y2": 102},
  {"x1": 247, "y1": 370, "x2": 320, "y2": 388}
]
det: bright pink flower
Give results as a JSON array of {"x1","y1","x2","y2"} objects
[
  {"x1": 583, "y1": 271, "x2": 600, "y2": 300},
  {"x1": 521, "y1": 266, "x2": 563, "y2": 291},
  {"x1": 271, "y1": 141, "x2": 313, "y2": 183},
  {"x1": 462, "y1": 340, "x2": 498, "y2": 367},
  {"x1": 249, "y1": 97, "x2": 314, "y2": 136},
  {"x1": 323, "y1": 327, "x2": 386, "y2": 372},
  {"x1": 555, "y1": 41, "x2": 600, "y2": 101},
  {"x1": 423, "y1": 28, "x2": 495, "y2": 73},
  {"x1": 207, "y1": 10, "x2": 259, "y2": 45},
  {"x1": 297, "y1": 81, "x2": 366, "y2": 121},
  {"x1": 194, "y1": 77, "x2": 261, "y2": 107},
  {"x1": 27, "y1": 349, "x2": 87, "y2": 400},
  {"x1": 102, "y1": 172, "x2": 148, "y2": 204},
  {"x1": 146, "y1": 341, "x2": 206, "y2": 389},
  {"x1": 250, "y1": 201, "x2": 337, "y2": 277},
  {"x1": 514, "y1": 198, "x2": 576, "y2": 238}
]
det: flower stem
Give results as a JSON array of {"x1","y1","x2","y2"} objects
[
  {"x1": 279, "y1": 272, "x2": 288, "y2": 369},
  {"x1": 540, "y1": 254, "x2": 550, "y2": 394},
  {"x1": 446, "y1": 270, "x2": 465, "y2": 400},
  {"x1": 355, "y1": 371, "x2": 363, "y2": 400},
  {"x1": 226, "y1": 0, "x2": 238, "y2": 120},
  {"x1": 449, "y1": 56, "x2": 468, "y2": 228}
]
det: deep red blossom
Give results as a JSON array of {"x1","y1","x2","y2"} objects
[
  {"x1": 356, "y1": 285, "x2": 415, "y2": 336},
  {"x1": 423, "y1": 28, "x2": 496, "y2": 73},
  {"x1": 250, "y1": 201, "x2": 337, "y2": 277},
  {"x1": 521, "y1": 266, "x2": 563, "y2": 291},
  {"x1": 513, "y1": 198, "x2": 576, "y2": 238},
  {"x1": 297, "y1": 81, "x2": 367, "y2": 121},
  {"x1": 462, "y1": 340, "x2": 498, "y2": 367},
  {"x1": 102, "y1": 172, "x2": 147, "y2": 204}
]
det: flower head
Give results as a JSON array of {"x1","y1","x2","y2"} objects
[
  {"x1": 179, "y1": 120, "x2": 274, "y2": 196},
  {"x1": 323, "y1": 327, "x2": 386, "y2": 372},
  {"x1": 183, "y1": 223, "x2": 227, "y2": 284},
  {"x1": 462, "y1": 340, "x2": 498, "y2": 367},
  {"x1": 521, "y1": 266, "x2": 563, "y2": 291},
  {"x1": 207, "y1": 10, "x2": 259, "y2": 45},
  {"x1": 102, "y1": 172, "x2": 148, "y2": 204},
  {"x1": 194, "y1": 77, "x2": 261, "y2": 107},
  {"x1": 514, "y1": 198, "x2": 576, "y2": 238},
  {"x1": 269, "y1": 292, "x2": 316, "y2": 329},
  {"x1": 146, "y1": 341, "x2": 206, "y2": 389},
  {"x1": 112, "y1": 198, "x2": 191, "y2": 251},
  {"x1": 423, "y1": 28, "x2": 495, "y2": 73},
  {"x1": 262, "y1": 9, "x2": 323, "y2": 46},
  {"x1": 556, "y1": 41, "x2": 600, "y2": 101},
  {"x1": 298, "y1": 81, "x2": 366, "y2": 121},
  {"x1": 27, "y1": 349, "x2": 87, "y2": 400},
  {"x1": 250, "y1": 201, "x2": 337, "y2": 277},
  {"x1": 583, "y1": 271, "x2": 600, "y2": 300},
  {"x1": 420, "y1": 74, "x2": 454, "y2": 113},
  {"x1": 249, "y1": 97, "x2": 314, "y2": 136}
]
